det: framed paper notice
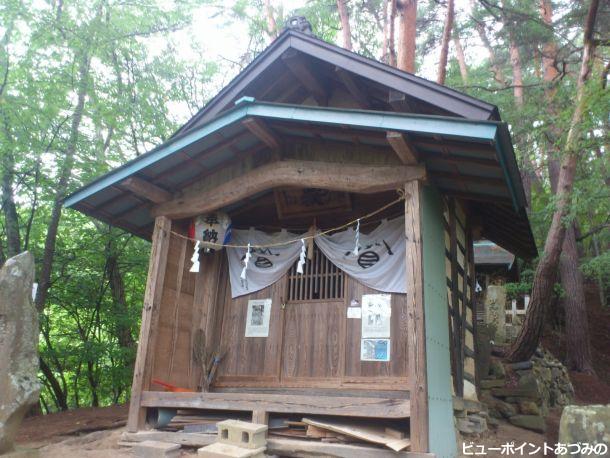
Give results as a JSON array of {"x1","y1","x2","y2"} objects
[
  {"x1": 361, "y1": 294, "x2": 391, "y2": 338},
  {"x1": 361, "y1": 339, "x2": 391, "y2": 362},
  {"x1": 245, "y1": 299, "x2": 272, "y2": 337}
]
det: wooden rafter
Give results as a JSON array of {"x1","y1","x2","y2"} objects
[
  {"x1": 335, "y1": 67, "x2": 369, "y2": 108},
  {"x1": 387, "y1": 131, "x2": 419, "y2": 165},
  {"x1": 121, "y1": 176, "x2": 172, "y2": 204},
  {"x1": 242, "y1": 118, "x2": 281, "y2": 151},
  {"x1": 153, "y1": 160, "x2": 426, "y2": 219},
  {"x1": 281, "y1": 51, "x2": 327, "y2": 105}
]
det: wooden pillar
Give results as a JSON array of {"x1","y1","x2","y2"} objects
[
  {"x1": 127, "y1": 216, "x2": 172, "y2": 432},
  {"x1": 404, "y1": 180, "x2": 429, "y2": 452}
]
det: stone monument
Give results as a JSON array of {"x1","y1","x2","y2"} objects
[{"x1": 0, "y1": 252, "x2": 40, "y2": 456}]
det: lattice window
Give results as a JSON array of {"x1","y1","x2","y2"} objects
[{"x1": 287, "y1": 244, "x2": 344, "y2": 301}]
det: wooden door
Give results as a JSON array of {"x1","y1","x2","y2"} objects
[{"x1": 280, "y1": 245, "x2": 346, "y2": 387}]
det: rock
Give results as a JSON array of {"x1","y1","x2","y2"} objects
[
  {"x1": 483, "y1": 397, "x2": 517, "y2": 419},
  {"x1": 480, "y1": 379, "x2": 505, "y2": 389},
  {"x1": 508, "y1": 361, "x2": 533, "y2": 371},
  {"x1": 509, "y1": 415, "x2": 546, "y2": 433},
  {"x1": 467, "y1": 415, "x2": 488, "y2": 434},
  {"x1": 559, "y1": 404, "x2": 610, "y2": 454},
  {"x1": 0, "y1": 253, "x2": 39, "y2": 454},
  {"x1": 456, "y1": 416, "x2": 487, "y2": 435},
  {"x1": 491, "y1": 387, "x2": 539, "y2": 399},
  {"x1": 518, "y1": 401, "x2": 541, "y2": 416},
  {"x1": 489, "y1": 359, "x2": 506, "y2": 379},
  {"x1": 517, "y1": 372, "x2": 539, "y2": 391}
]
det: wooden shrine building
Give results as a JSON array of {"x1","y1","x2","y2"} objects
[{"x1": 65, "y1": 24, "x2": 536, "y2": 457}]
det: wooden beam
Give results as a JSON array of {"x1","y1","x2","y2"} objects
[
  {"x1": 387, "y1": 132, "x2": 418, "y2": 165},
  {"x1": 139, "y1": 391, "x2": 410, "y2": 418},
  {"x1": 153, "y1": 160, "x2": 426, "y2": 219},
  {"x1": 127, "y1": 216, "x2": 172, "y2": 432},
  {"x1": 282, "y1": 51, "x2": 327, "y2": 105},
  {"x1": 242, "y1": 118, "x2": 281, "y2": 151},
  {"x1": 404, "y1": 180, "x2": 429, "y2": 452},
  {"x1": 335, "y1": 67, "x2": 369, "y2": 108},
  {"x1": 121, "y1": 176, "x2": 172, "y2": 204}
]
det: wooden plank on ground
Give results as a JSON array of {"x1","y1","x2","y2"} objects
[
  {"x1": 302, "y1": 418, "x2": 410, "y2": 452},
  {"x1": 122, "y1": 431, "x2": 434, "y2": 458}
]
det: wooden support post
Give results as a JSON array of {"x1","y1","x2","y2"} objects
[
  {"x1": 127, "y1": 216, "x2": 172, "y2": 432},
  {"x1": 252, "y1": 410, "x2": 269, "y2": 427},
  {"x1": 404, "y1": 180, "x2": 429, "y2": 452}
]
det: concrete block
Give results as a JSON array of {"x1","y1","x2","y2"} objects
[
  {"x1": 198, "y1": 442, "x2": 266, "y2": 458},
  {"x1": 133, "y1": 440, "x2": 181, "y2": 458},
  {"x1": 217, "y1": 420, "x2": 267, "y2": 449}
]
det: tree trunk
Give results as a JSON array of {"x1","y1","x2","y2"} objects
[
  {"x1": 396, "y1": 0, "x2": 417, "y2": 72},
  {"x1": 106, "y1": 253, "x2": 136, "y2": 356},
  {"x1": 472, "y1": 13, "x2": 505, "y2": 85},
  {"x1": 35, "y1": 50, "x2": 90, "y2": 312},
  {"x1": 453, "y1": 34, "x2": 468, "y2": 84},
  {"x1": 539, "y1": 0, "x2": 594, "y2": 373},
  {"x1": 508, "y1": 35, "x2": 524, "y2": 106},
  {"x1": 382, "y1": 0, "x2": 390, "y2": 62},
  {"x1": 561, "y1": 224, "x2": 594, "y2": 372},
  {"x1": 336, "y1": 0, "x2": 352, "y2": 51},
  {"x1": 39, "y1": 357, "x2": 69, "y2": 411},
  {"x1": 507, "y1": 0, "x2": 600, "y2": 362},
  {"x1": 263, "y1": 0, "x2": 277, "y2": 39},
  {"x1": 436, "y1": 0, "x2": 454, "y2": 85},
  {"x1": 1, "y1": 143, "x2": 20, "y2": 257},
  {"x1": 389, "y1": 0, "x2": 397, "y2": 66}
]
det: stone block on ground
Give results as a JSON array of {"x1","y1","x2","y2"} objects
[
  {"x1": 217, "y1": 420, "x2": 267, "y2": 450},
  {"x1": 198, "y1": 442, "x2": 266, "y2": 458},
  {"x1": 559, "y1": 404, "x2": 610, "y2": 455},
  {"x1": 509, "y1": 415, "x2": 546, "y2": 433},
  {"x1": 0, "y1": 447, "x2": 39, "y2": 458},
  {"x1": 133, "y1": 440, "x2": 181, "y2": 458},
  {"x1": 0, "y1": 252, "x2": 39, "y2": 455}
]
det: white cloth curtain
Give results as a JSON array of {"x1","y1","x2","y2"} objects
[
  {"x1": 315, "y1": 217, "x2": 407, "y2": 294},
  {"x1": 227, "y1": 228, "x2": 306, "y2": 298},
  {"x1": 226, "y1": 217, "x2": 407, "y2": 298}
]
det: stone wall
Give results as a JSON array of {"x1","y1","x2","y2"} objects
[{"x1": 479, "y1": 347, "x2": 574, "y2": 433}]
